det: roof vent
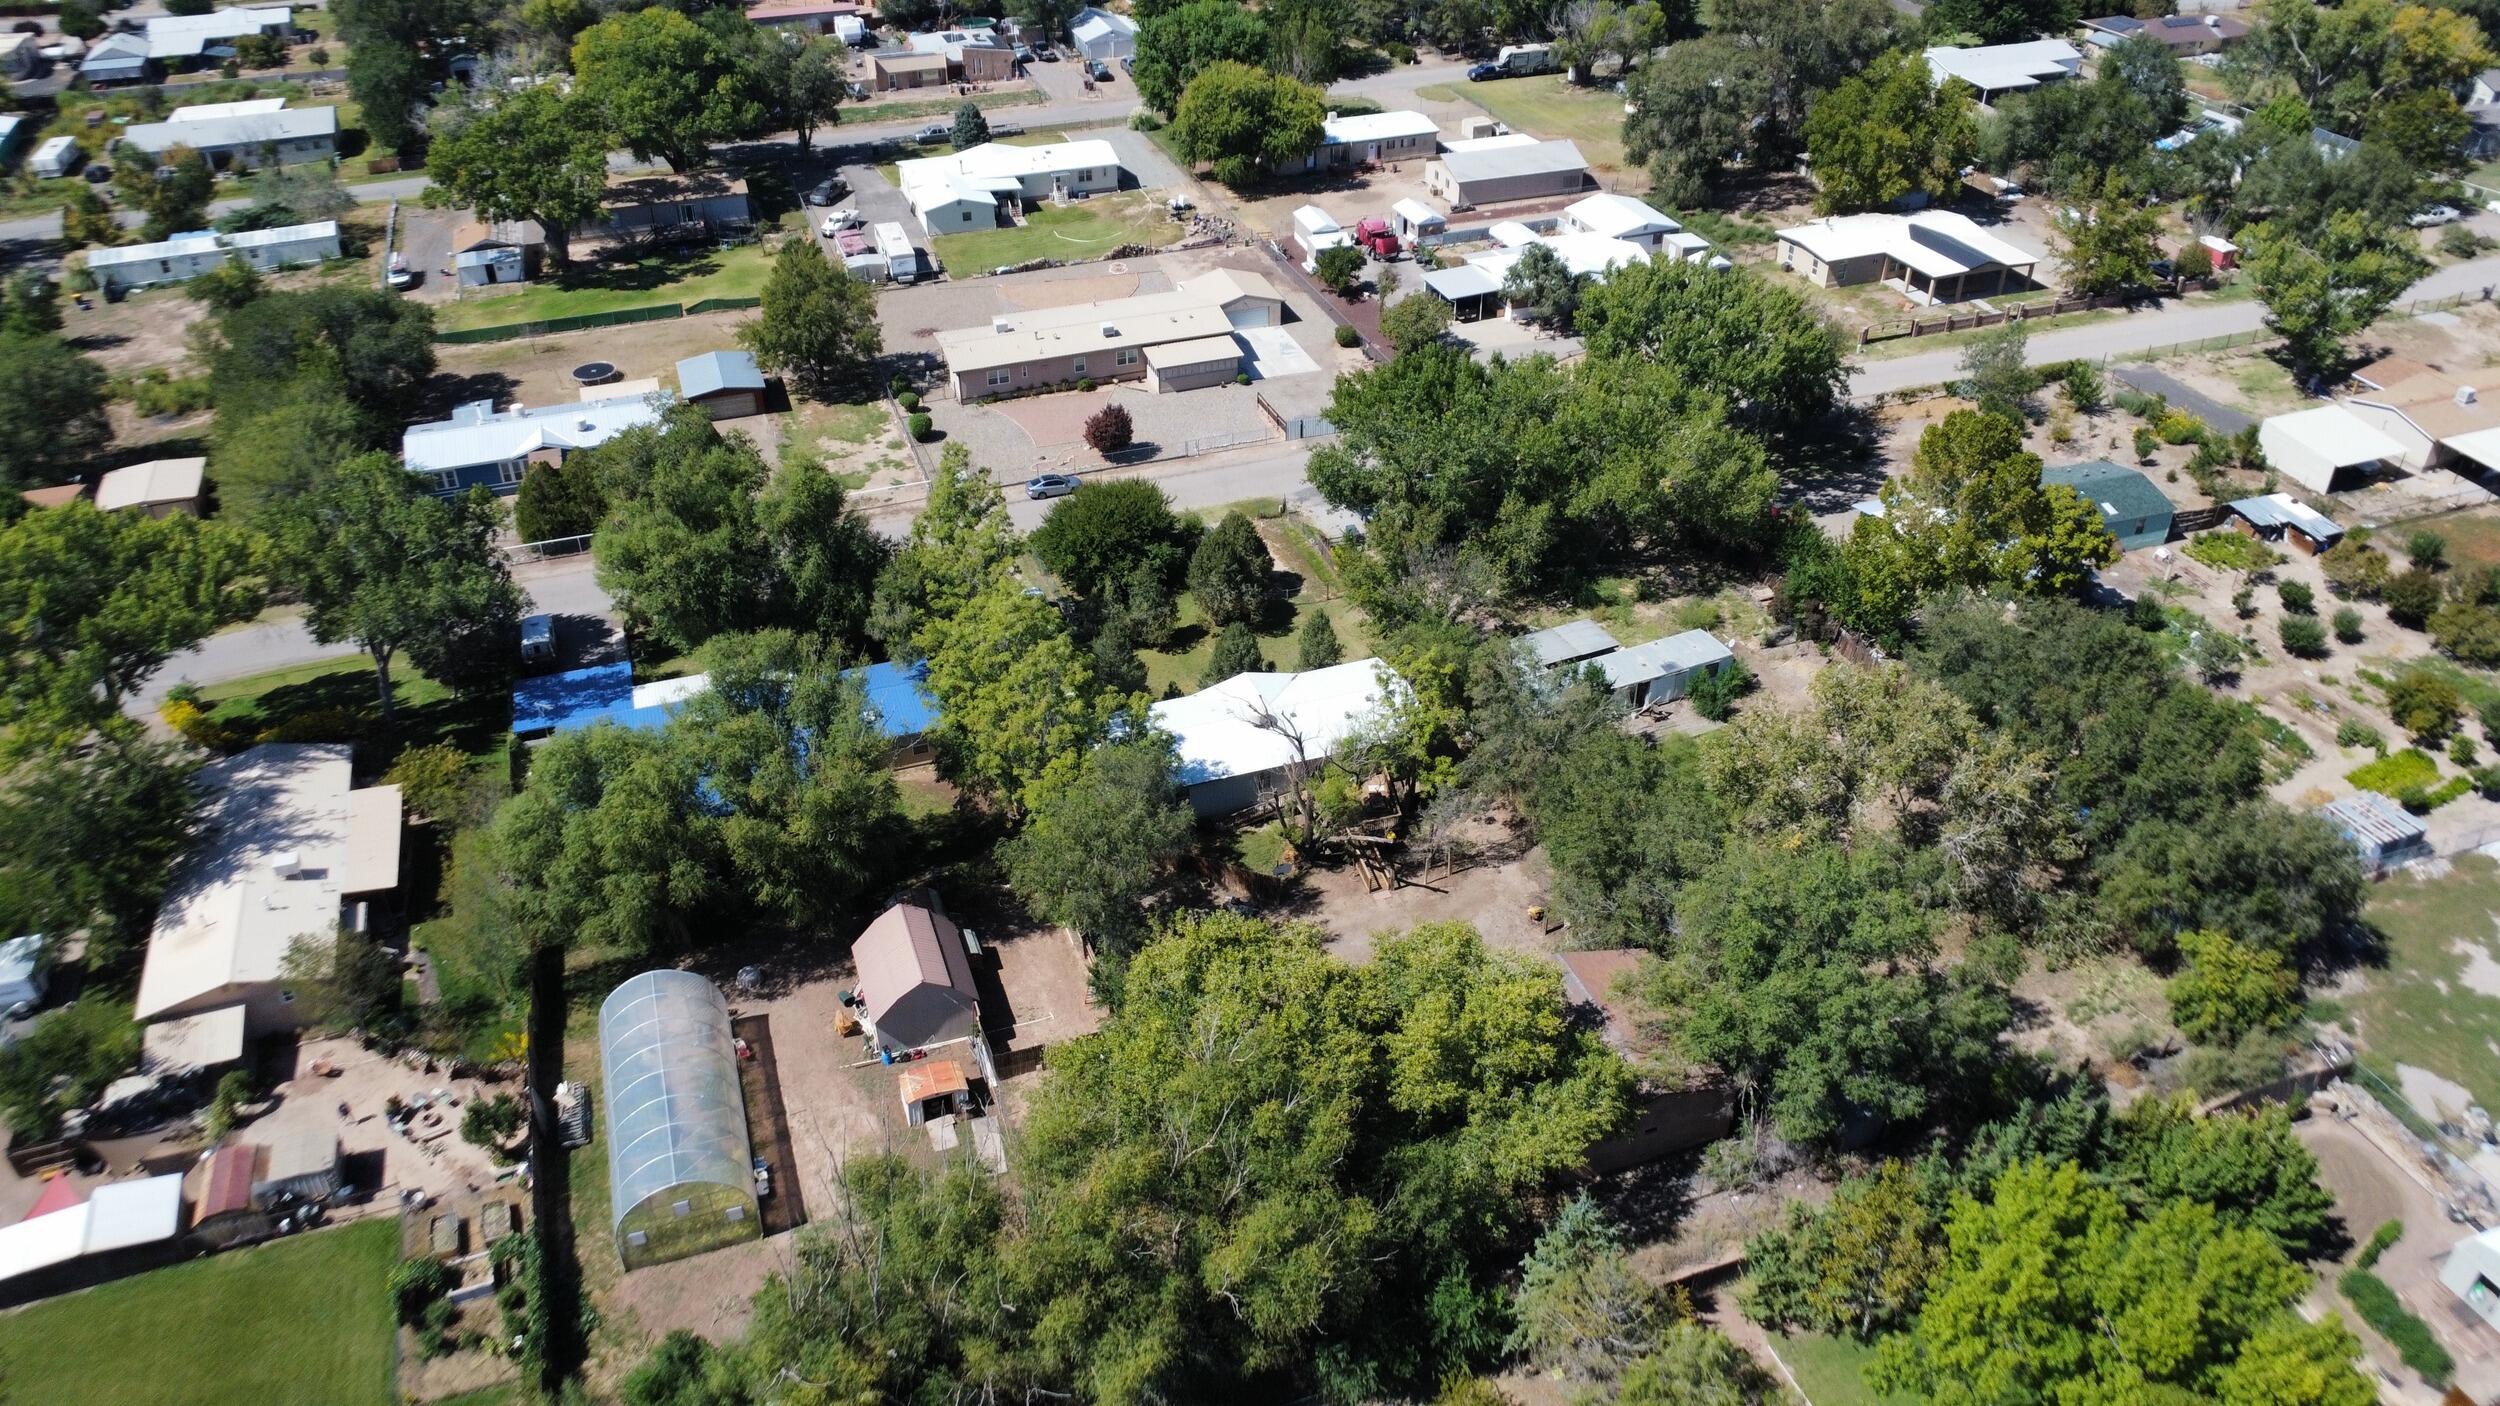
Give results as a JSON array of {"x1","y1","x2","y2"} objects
[
  {"x1": 270, "y1": 850, "x2": 303, "y2": 879},
  {"x1": 991, "y1": 315, "x2": 1012, "y2": 332},
  {"x1": 2462, "y1": 386, "x2": 2481, "y2": 406},
  {"x1": 578, "y1": 418, "x2": 596, "y2": 431},
  {"x1": 2205, "y1": 13, "x2": 2221, "y2": 25},
  {"x1": 1100, "y1": 321, "x2": 1117, "y2": 337}
]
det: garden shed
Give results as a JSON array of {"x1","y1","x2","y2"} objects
[
  {"x1": 2041, "y1": 460, "x2": 2173, "y2": 551},
  {"x1": 599, "y1": 971, "x2": 761, "y2": 1271}
]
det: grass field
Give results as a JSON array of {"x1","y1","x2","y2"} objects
[
  {"x1": 2397, "y1": 506, "x2": 2500, "y2": 573},
  {"x1": 194, "y1": 652, "x2": 511, "y2": 775},
  {"x1": 435, "y1": 242, "x2": 774, "y2": 332},
  {"x1": 1415, "y1": 76, "x2": 1636, "y2": 179},
  {"x1": 0, "y1": 1219, "x2": 399, "y2": 1406},
  {"x1": 929, "y1": 192, "x2": 1185, "y2": 271},
  {"x1": 1777, "y1": 1331, "x2": 1925, "y2": 1405},
  {"x1": 2352, "y1": 853, "x2": 2500, "y2": 1113},
  {"x1": 838, "y1": 85, "x2": 1047, "y2": 130}
]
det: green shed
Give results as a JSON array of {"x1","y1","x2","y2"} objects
[{"x1": 2042, "y1": 460, "x2": 2174, "y2": 552}]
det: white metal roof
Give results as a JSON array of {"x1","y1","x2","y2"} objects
[
  {"x1": 141, "y1": 1004, "x2": 248, "y2": 1072},
  {"x1": 145, "y1": 5, "x2": 292, "y2": 59},
  {"x1": 2323, "y1": 791, "x2": 2427, "y2": 848},
  {"x1": 1597, "y1": 630, "x2": 1733, "y2": 689},
  {"x1": 0, "y1": 1200, "x2": 91, "y2": 1281},
  {"x1": 30, "y1": 136, "x2": 78, "y2": 164},
  {"x1": 1151, "y1": 658, "x2": 1407, "y2": 786},
  {"x1": 2229, "y1": 492, "x2": 2342, "y2": 541},
  {"x1": 168, "y1": 97, "x2": 287, "y2": 122},
  {"x1": 1924, "y1": 40, "x2": 2082, "y2": 93},
  {"x1": 1392, "y1": 198, "x2": 1444, "y2": 228},
  {"x1": 2263, "y1": 405, "x2": 2406, "y2": 470},
  {"x1": 1519, "y1": 619, "x2": 1622, "y2": 668},
  {"x1": 1070, "y1": 6, "x2": 1135, "y2": 42},
  {"x1": 1468, "y1": 231, "x2": 1650, "y2": 282},
  {"x1": 1437, "y1": 138, "x2": 1587, "y2": 185},
  {"x1": 1423, "y1": 264, "x2": 1504, "y2": 300},
  {"x1": 2441, "y1": 424, "x2": 2500, "y2": 473},
  {"x1": 1293, "y1": 204, "x2": 1342, "y2": 236},
  {"x1": 82, "y1": 1174, "x2": 183, "y2": 1254},
  {"x1": 402, "y1": 392, "x2": 672, "y2": 473},
  {"x1": 344, "y1": 784, "x2": 403, "y2": 896},
  {"x1": 935, "y1": 273, "x2": 1255, "y2": 374},
  {"x1": 95, "y1": 457, "x2": 205, "y2": 511},
  {"x1": 81, "y1": 32, "x2": 150, "y2": 67},
  {"x1": 1775, "y1": 211, "x2": 2038, "y2": 280},
  {"x1": 136, "y1": 744, "x2": 370, "y2": 1021},
  {"x1": 1323, "y1": 109, "x2": 1439, "y2": 146},
  {"x1": 123, "y1": 104, "x2": 336, "y2": 154},
  {"x1": 225, "y1": 219, "x2": 337, "y2": 251},
  {"x1": 896, "y1": 139, "x2": 1121, "y2": 222},
  {"x1": 88, "y1": 230, "x2": 224, "y2": 270},
  {"x1": 1442, "y1": 132, "x2": 1542, "y2": 154},
  {"x1": 1566, "y1": 192, "x2": 1678, "y2": 240}
]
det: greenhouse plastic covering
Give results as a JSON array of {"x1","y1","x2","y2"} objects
[{"x1": 599, "y1": 970, "x2": 752, "y2": 1233}]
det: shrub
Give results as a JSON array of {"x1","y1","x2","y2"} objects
[
  {"x1": 2185, "y1": 531, "x2": 2278, "y2": 572},
  {"x1": 387, "y1": 744, "x2": 477, "y2": 825},
  {"x1": 2440, "y1": 224, "x2": 2488, "y2": 259},
  {"x1": 2172, "y1": 242, "x2": 2213, "y2": 280},
  {"x1": 2278, "y1": 614, "x2": 2327, "y2": 657},
  {"x1": 2384, "y1": 568, "x2": 2443, "y2": 627},
  {"x1": 896, "y1": 390, "x2": 920, "y2": 412},
  {"x1": 889, "y1": 375, "x2": 912, "y2": 398},
  {"x1": 2453, "y1": 733, "x2": 2479, "y2": 766},
  {"x1": 390, "y1": 1257, "x2": 458, "y2": 1325},
  {"x1": 205, "y1": 1070, "x2": 252, "y2": 1139},
  {"x1": 1686, "y1": 656, "x2": 1756, "y2": 721},
  {"x1": 1128, "y1": 110, "x2": 1164, "y2": 132},
  {"x1": 2342, "y1": 1269, "x2": 2454, "y2": 1384},
  {"x1": 2483, "y1": 696, "x2": 2500, "y2": 739},
  {"x1": 1382, "y1": 40, "x2": 1418, "y2": 63},
  {"x1": 2156, "y1": 408, "x2": 2207, "y2": 445},
  {"x1": 2132, "y1": 425, "x2": 2159, "y2": 461},
  {"x1": 2386, "y1": 669, "x2": 2464, "y2": 738},
  {"x1": 1083, "y1": 401, "x2": 1135, "y2": 454},
  {"x1": 461, "y1": 1092, "x2": 525, "y2": 1160},
  {"x1": 2337, "y1": 719, "x2": 2385, "y2": 752},
  {"x1": 2231, "y1": 584, "x2": 2255, "y2": 619},
  {"x1": 2061, "y1": 361, "x2": 2105, "y2": 412},
  {"x1": 2428, "y1": 600, "x2": 2500, "y2": 665},
  {"x1": 1296, "y1": 609, "x2": 1342, "y2": 669},
  {"x1": 2166, "y1": 929, "x2": 2297, "y2": 1045},
  {"x1": 1314, "y1": 244, "x2": 1365, "y2": 295},
  {"x1": 2357, "y1": 1219, "x2": 2404, "y2": 1270},
  {"x1": 2405, "y1": 531, "x2": 2448, "y2": 569},
  {"x1": 2333, "y1": 606, "x2": 2365, "y2": 643},
  {"x1": 159, "y1": 697, "x2": 246, "y2": 751},
  {"x1": 2321, "y1": 540, "x2": 2392, "y2": 598},
  {"x1": 2278, "y1": 580, "x2": 2315, "y2": 614},
  {"x1": 307, "y1": 45, "x2": 329, "y2": 65},
  {"x1": 2346, "y1": 747, "x2": 2441, "y2": 794},
  {"x1": 1333, "y1": 322, "x2": 1362, "y2": 348},
  {"x1": 907, "y1": 412, "x2": 933, "y2": 440},
  {"x1": 1235, "y1": 372, "x2": 1251, "y2": 385},
  {"x1": 1076, "y1": 378, "x2": 1095, "y2": 392}
]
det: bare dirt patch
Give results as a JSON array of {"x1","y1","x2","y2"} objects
[
  {"x1": 430, "y1": 310, "x2": 758, "y2": 409},
  {"x1": 65, "y1": 288, "x2": 213, "y2": 378},
  {"x1": 998, "y1": 270, "x2": 1141, "y2": 308}
]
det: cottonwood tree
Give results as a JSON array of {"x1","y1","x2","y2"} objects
[
  {"x1": 424, "y1": 85, "x2": 612, "y2": 267},
  {"x1": 1502, "y1": 242, "x2": 1584, "y2": 330},
  {"x1": 1133, "y1": 0, "x2": 1269, "y2": 116},
  {"x1": 918, "y1": 579, "x2": 1130, "y2": 814},
  {"x1": 2243, "y1": 210, "x2": 2428, "y2": 378},
  {"x1": 1029, "y1": 479, "x2": 1188, "y2": 597},
  {"x1": 738, "y1": 235, "x2": 882, "y2": 390},
  {"x1": 1168, "y1": 60, "x2": 1325, "y2": 185},
  {"x1": 571, "y1": 7, "x2": 767, "y2": 172},
  {"x1": 0, "y1": 501, "x2": 261, "y2": 743},
  {"x1": 869, "y1": 443, "x2": 1018, "y2": 652},
  {"x1": 1803, "y1": 51, "x2": 1976, "y2": 214},
  {"x1": 784, "y1": 36, "x2": 848, "y2": 152},
  {"x1": 488, "y1": 724, "x2": 727, "y2": 955},
  {"x1": 2228, "y1": 0, "x2": 2490, "y2": 137},
  {"x1": 115, "y1": 145, "x2": 212, "y2": 239},
  {"x1": 1576, "y1": 258, "x2": 1848, "y2": 427},
  {"x1": 335, "y1": 0, "x2": 458, "y2": 152},
  {"x1": 266, "y1": 452, "x2": 525, "y2": 715},
  {"x1": 2054, "y1": 171, "x2": 2164, "y2": 296},
  {"x1": 1845, "y1": 410, "x2": 2117, "y2": 616},
  {"x1": 0, "y1": 738, "x2": 203, "y2": 969},
  {"x1": 0, "y1": 332, "x2": 110, "y2": 494},
  {"x1": 1622, "y1": 0, "x2": 1894, "y2": 200},
  {"x1": 1001, "y1": 739, "x2": 1195, "y2": 965}
]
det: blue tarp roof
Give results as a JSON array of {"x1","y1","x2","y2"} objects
[
  {"x1": 512, "y1": 663, "x2": 671, "y2": 736},
  {"x1": 852, "y1": 660, "x2": 937, "y2": 738}
]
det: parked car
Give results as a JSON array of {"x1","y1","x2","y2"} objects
[
  {"x1": 806, "y1": 177, "x2": 847, "y2": 206},
  {"x1": 1013, "y1": 44, "x2": 1033, "y2": 62},
  {"x1": 1033, "y1": 44, "x2": 1059, "y2": 61},
  {"x1": 846, "y1": 81, "x2": 871, "y2": 101},
  {"x1": 819, "y1": 209, "x2": 863, "y2": 236},
  {"x1": 913, "y1": 123, "x2": 949, "y2": 143},
  {"x1": 520, "y1": 613, "x2": 557, "y2": 666},
  {"x1": 1086, "y1": 59, "x2": 1111, "y2": 81},
  {"x1": 385, "y1": 252, "x2": 415, "y2": 290},
  {"x1": 990, "y1": 122, "x2": 1024, "y2": 137},
  {"x1": 2411, "y1": 204, "x2": 2464, "y2": 228},
  {"x1": 1466, "y1": 62, "x2": 1499, "y2": 80},
  {"x1": 1025, "y1": 473, "x2": 1082, "y2": 500}
]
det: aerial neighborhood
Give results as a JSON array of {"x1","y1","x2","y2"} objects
[{"x1": 11, "y1": 0, "x2": 2500, "y2": 1404}]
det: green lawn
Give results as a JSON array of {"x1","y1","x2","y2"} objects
[
  {"x1": 839, "y1": 85, "x2": 1047, "y2": 130},
  {"x1": 930, "y1": 192, "x2": 1185, "y2": 272},
  {"x1": 192, "y1": 652, "x2": 512, "y2": 779},
  {"x1": 2352, "y1": 853, "x2": 2500, "y2": 1113},
  {"x1": 1776, "y1": 1331, "x2": 1925, "y2": 1406},
  {"x1": 434, "y1": 242, "x2": 774, "y2": 332},
  {"x1": 2397, "y1": 506, "x2": 2500, "y2": 574},
  {"x1": 1414, "y1": 75, "x2": 1635, "y2": 177},
  {"x1": 0, "y1": 1219, "x2": 398, "y2": 1406}
]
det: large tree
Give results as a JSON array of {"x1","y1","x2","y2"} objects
[
  {"x1": 0, "y1": 738, "x2": 203, "y2": 970},
  {"x1": 266, "y1": 453, "x2": 526, "y2": 715},
  {"x1": 488, "y1": 722, "x2": 726, "y2": 955},
  {"x1": 869, "y1": 443, "x2": 1018, "y2": 654},
  {"x1": 113, "y1": 145, "x2": 212, "y2": 240},
  {"x1": 424, "y1": 85, "x2": 611, "y2": 267},
  {"x1": 1577, "y1": 258, "x2": 1848, "y2": 427},
  {"x1": 0, "y1": 502, "x2": 261, "y2": 743},
  {"x1": 2228, "y1": 0, "x2": 2491, "y2": 136},
  {"x1": 2243, "y1": 209, "x2": 2429, "y2": 377},
  {"x1": 2053, "y1": 170, "x2": 2164, "y2": 296},
  {"x1": 1133, "y1": 0, "x2": 1270, "y2": 116},
  {"x1": 1167, "y1": 60, "x2": 1326, "y2": 186},
  {"x1": 1622, "y1": 0, "x2": 1895, "y2": 198},
  {"x1": 335, "y1": 0, "x2": 464, "y2": 152},
  {"x1": 1187, "y1": 509, "x2": 1272, "y2": 627},
  {"x1": 1000, "y1": 739, "x2": 1195, "y2": 966},
  {"x1": 571, "y1": 7, "x2": 768, "y2": 172},
  {"x1": 0, "y1": 333, "x2": 109, "y2": 494},
  {"x1": 737, "y1": 233, "x2": 882, "y2": 390},
  {"x1": 1803, "y1": 50, "x2": 1977, "y2": 214},
  {"x1": 1029, "y1": 479, "x2": 1190, "y2": 598},
  {"x1": 917, "y1": 578, "x2": 1130, "y2": 813}
]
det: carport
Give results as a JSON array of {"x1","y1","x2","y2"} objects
[{"x1": 1420, "y1": 266, "x2": 1503, "y2": 322}]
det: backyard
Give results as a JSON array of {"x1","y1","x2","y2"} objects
[
  {"x1": 1414, "y1": 75, "x2": 1638, "y2": 183},
  {"x1": 929, "y1": 191, "x2": 1185, "y2": 271},
  {"x1": 0, "y1": 1219, "x2": 399, "y2": 1406},
  {"x1": 434, "y1": 242, "x2": 775, "y2": 332},
  {"x1": 1775, "y1": 1331, "x2": 1924, "y2": 1406},
  {"x1": 2348, "y1": 853, "x2": 2500, "y2": 1115},
  {"x1": 191, "y1": 652, "x2": 512, "y2": 781}
]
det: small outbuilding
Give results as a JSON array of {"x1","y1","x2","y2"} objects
[
  {"x1": 1143, "y1": 335, "x2": 1242, "y2": 393},
  {"x1": 2042, "y1": 460, "x2": 2173, "y2": 551},
  {"x1": 250, "y1": 1127, "x2": 341, "y2": 1204},
  {"x1": 1517, "y1": 618, "x2": 1622, "y2": 670},
  {"x1": 29, "y1": 136, "x2": 81, "y2": 180},
  {"x1": 676, "y1": 350, "x2": 768, "y2": 419},
  {"x1": 851, "y1": 896, "x2": 983, "y2": 1058},
  {"x1": 1596, "y1": 630, "x2": 1734, "y2": 708},
  {"x1": 2227, "y1": 493, "x2": 2343, "y2": 555},
  {"x1": 1391, "y1": 198, "x2": 1446, "y2": 245},
  {"x1": 2258, "y1": 405, "x2": 2405, "y2": 494},
  {"x1": 95, "y1": 457, "x2": 206, "y2": 517},
  {"x1": 1423, "y1": 138, "x2": 1590, "y2": 209},
  {"x1": 2441, "y1": 1225, "x2": 2500, "y2": 1334},
  {"x1": 599, "y1": 970, "x2": 762, "y2": 1271},
  {"x1": 1070, "y1": 5, "x2": 1136, "y2": 62},
  {"x1": 2321, "y1": 791, "x2": 2431, "y2": 876}
]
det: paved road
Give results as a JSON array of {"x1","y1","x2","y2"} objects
[{"x1": 1852, "y1": 250, "x2": 2500, "y2": 400}]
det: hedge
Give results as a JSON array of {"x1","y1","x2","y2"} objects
[{"x1": 2341, "y1": 1268, "x2": 2453, "y2": 1384}]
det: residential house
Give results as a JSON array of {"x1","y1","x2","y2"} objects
[
  {"x1": 2257, "y1": 404, "x2": 2407, "y2": 494},
  {"x1": 1923, "y1": 40, "x2": 2084, "y2": 104},
  {"x1": 1303, "y1": 110, "x2": 1439, "y2": 171},
  {"x1": 896, "y1": 138, "x2": 1123, "y2": 233},
  {"x1": 401, "y1": 391, "x2": 674, "y2": 496},
  {"x1": 678, "y1": 350, "x2": 768, "y2": 419},
  {"x1": 2042, "y1": 460, "x2": 2174, "y2": 551},
  {"x1": 870, "y1": 50, "x2": 950, "y2": 89},
  {"x1": 143, "y1": 5, "x2": 294, "y2": 69},
  {"x1": 0, "y1": 32, "x2": 37, "y2": 80},
  {"x1": 600, "y1": 172, "x2": 753, "y2": 242},
  {"x1": 1422, "y1": 138, "x2": 1591, "y2": 209},
  {"x1": 744, "y1": 0, "x2": 862, "y2": 32},
  {"x1": 2338, "y1": 354, "x2": 2500, "y2": 472},
  {"x1": 934, "y1": 268, "x2": 1283, "y2": 399},
  {"x1": 2321, "y1": 791, "x2": 2431, "y2": 876},
  {"x1": 86, "y1": 220, "x2": 340, "y2": 293},
  {"x1": 1069, "y1": 5, "x2": 1136, "y2": 62},
  {"x1": 1775, "y1": 210, "x2": 2039, "y2": 303},
  {"x1": 1423, "y1": 218, "x2": 1692, "y2": 321},
  {"x1": 2080, "y1": 13, "x2": 2245, "y2": 56},
  {"x1": 1517, "y1": 619, "x2": 1622, "y2": 670},
  {"x1": 79, "y1": 32, "x2": 152, "y2": 84},
  {"x1": 904, "y1": 28, "x2": 1015, "y2": 84},
  {"x1": 512, "y1": 659, "x2": 941, "y2": 764},
  {"x1": 95, "y1": 457, "x2": 206, "y2": 517},
  {"x1": 1594, "y1": 630, "x2": 1734, "y2": 708},
  {"x1": 1148, "y1": 658, "x2": 1409, "y2": 817},
  {"x1": 851, "y1": 896, "x2": 997, "y2": 1130},
  {"x1": 1560, "y1": 192, "x2": 1682, "y2": 253},
  {"x1": 2227, "y1": 493, "x2": 2343, "y2": 555},
  {"x1": 122, "y1": 100, "x2": 339, "y2": 170},
  {"x1": 133, "y1": 744, "x2": 403, "y2": 1073}
]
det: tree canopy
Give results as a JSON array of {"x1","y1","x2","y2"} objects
[
  {"x1": 1803, "y1": 50, "x2": 1976, "y2": 214},
  {"x1": 1168, "y1": 61, "x2": 1326, "y2": 185},
  {"x1": 424, "y1": 85, "x2": 612, "y2": 265},
  {"x1": 571, "y1": 7, "x2": 768, "y2": 172}
]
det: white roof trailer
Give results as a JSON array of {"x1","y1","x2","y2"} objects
[{"x1": 873, "y1": 221, "x2": 926, "y2": 282}]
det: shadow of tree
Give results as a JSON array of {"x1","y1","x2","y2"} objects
[{"x1": 217, "y1": 669, "x2": 511, "y2": 781}]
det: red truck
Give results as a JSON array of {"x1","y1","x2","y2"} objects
[{"x1": 1350, "y1": 216, "x2": 1401, "y2": 259}]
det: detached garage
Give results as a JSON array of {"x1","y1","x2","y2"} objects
[
  {"x1": 677, "y1": 350, "x2": 768, "y2": 419},
  {"x1": 2042, "y1": 459, "x2": 2173, "y2": 551},
  {"x1": 1145, "y1": 335, "x2": 1242, "y2": 392},
  {"x1": 1189, "y1": 268, "x2": 1285, "y2": 328},
  {"x1": 2259, "y1": 405, "x2": 2405, "y2": 494}
]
